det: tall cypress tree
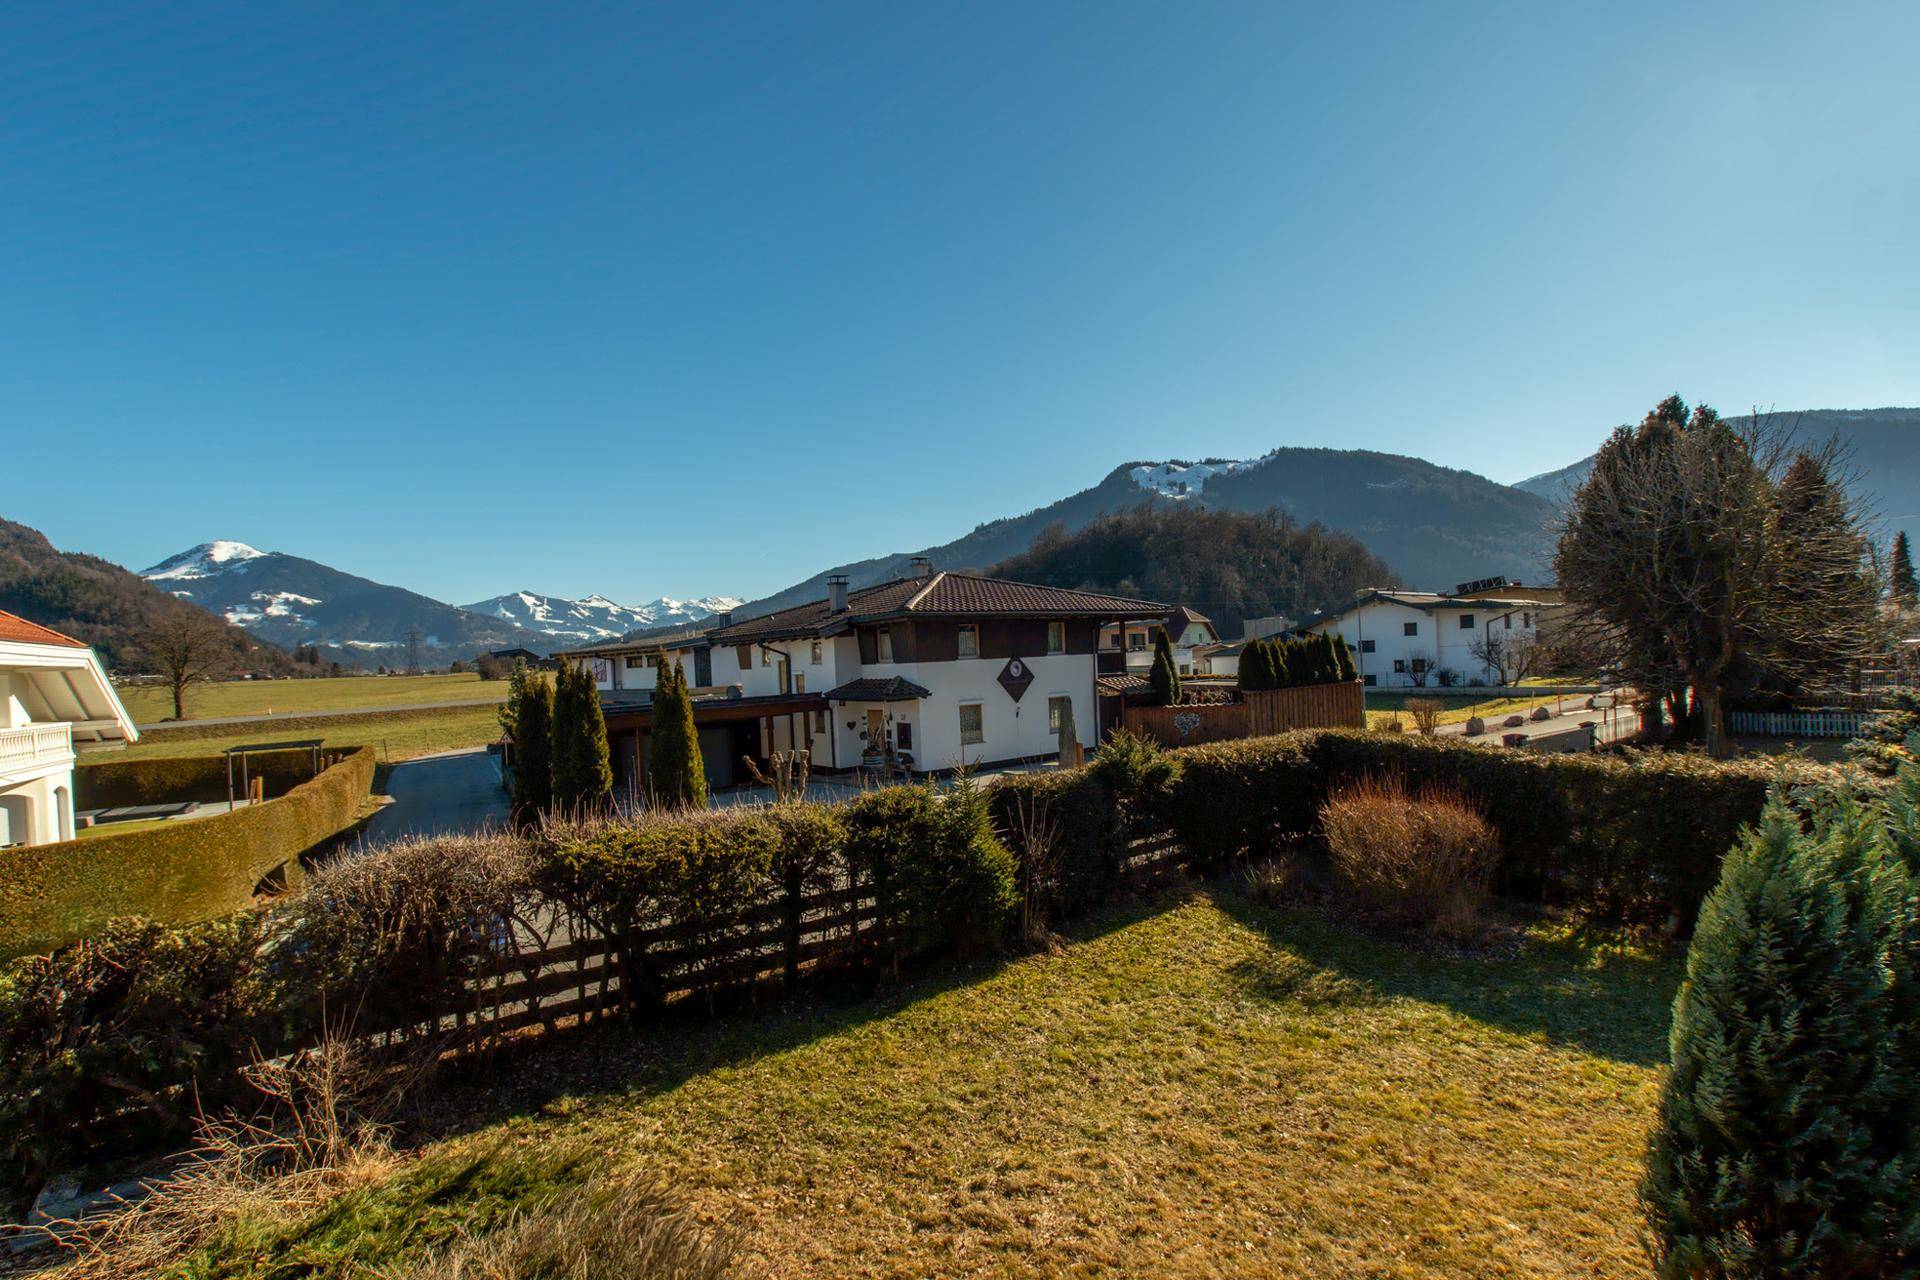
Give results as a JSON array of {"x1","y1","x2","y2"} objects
[
  {"x1": 647, "y1": 661, "x2": 708, "y2": 809},
  {"x1": 1148, "y1": 629, "x2": 1181, "y2": 706},
  {"x1": 1332, "y1": 634, "x2": 1358, "y2": 682},
  {"x1": 1641, "y1": 792, "x2": 1919, "y2": 1275},
  {"x1": 1894, "y1": 531, "x2": 1918, "y2": 605},
  {"x1": 551, "y1": 661, "x2": 613, "y2": 815},
  {"x1": 1235, "y1": 639, "x2": 1264, "y2": 692},
  {"x1": 509, "y1": 670, "x2": 553, "y2": 826}
]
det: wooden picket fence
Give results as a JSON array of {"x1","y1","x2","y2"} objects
[
  {"x1": 1122, "y1": 680, "x2": 1365, "y2": 748},
  {"x1": 1727, "y1": 708, "x2": 1868, "y2": 739}
]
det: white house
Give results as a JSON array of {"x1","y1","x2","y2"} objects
[
  {"x1": 562, "y1": 564, "x2": 1170, "y2": 789},
  {"x1": 1300, "y1": 586, "x2": 1556, "y2": 688},
  {"x1": 0, "y1": 610, "x2": 138, "y2": 847},
  {"x1": 1099, "y1": 606, "x2": 1220, "y2": 677}
]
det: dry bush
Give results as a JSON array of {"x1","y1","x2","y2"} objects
[
  {"x1": 402, "y1": 1175, "x2": 738, "y2": 1280},
  {"x1": 22, "y1": 1037, "x2": 403, "y2": 1279},
  {"x1": 1319, "y1": 775, "x2": 1497, "y2": 935},
  {"x1": 1404, "y1": 698, "x2": 1442, "y2": 736},
  {"x1": 1377, "y1": 715, "x2": 1405, "y2": 733}
]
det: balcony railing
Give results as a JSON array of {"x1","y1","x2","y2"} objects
[{"x1": 0, "y1": 723, "x2": 74, "y2": 772}]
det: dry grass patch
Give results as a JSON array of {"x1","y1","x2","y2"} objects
[{"x1": 176, "y1": 890, "x2": 1676, "y2": 1279}]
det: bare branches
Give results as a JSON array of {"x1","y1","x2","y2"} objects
[{"x1": 141, "y1": 608, "x2": 233, "y2": 720}]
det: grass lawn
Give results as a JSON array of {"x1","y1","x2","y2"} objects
[
  {"x1": 184, "y1": 888, "x2": 1677, "y2": 1279},
  {"x1": 101, "y1": 704, "x2": 505, "y2": 765},
  {"x1": 119, "y1": 672, "x2": 507, "y2": 724},
  {"x1": 1365, "y1": 690, "x2": 1582, "y2": 730}
]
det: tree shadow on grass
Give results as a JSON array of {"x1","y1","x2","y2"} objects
[{"x1": 1211, "y1": 889, "x2": 1681, "y2": 1068}]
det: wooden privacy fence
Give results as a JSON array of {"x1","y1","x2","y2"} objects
[
  {"x1": 1728, "y1": 708, "x2": 1868, "y2": 739},
  {"x1": 1123, "y1": 680, "x2": 1365, "y2": 748}
]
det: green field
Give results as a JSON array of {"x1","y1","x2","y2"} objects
[
  {"x1": 118, "y1": 672, "x2": 507, "y2": 724},
  {"x1": 104, "y1": 704, "x2": 504, "y2": 764},
  {"x1": 184, "y1": 889, "x2": 1676, "y2": 1279},
  {"x1": 1365, "y1": 689, "x2": 1584, "y2": 729}
]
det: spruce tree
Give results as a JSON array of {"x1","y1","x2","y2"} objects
[
  {"x1": 1894, "y1": 531, "x2": 1918, "y2": 604},
  {"x1": 1235, "y1": 639, "x2": 1264, "y2": 692},
  {"x1": 647, "y1": 661, "x2": 708, "y2": 809},
  {"x1": 1148, "y1": 629, "x2": 1181, "y2": 705},
  {"x1": 550, "y1": 662, "x2": 613, "y2": 815},
  {"x1": 509, "y1": 669, "x2": 553, "y2": 826},
  {"x1": 1641, "y1": 791, "x2": 1919, "y2": 1276},
  {"x1": 1332, "y1": 634, "x2": 1358, "y2": 682}
]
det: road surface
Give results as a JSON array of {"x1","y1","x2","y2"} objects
[
  {"x1": 363, "y1": 747, "x2": 511, "y2": 842},
  {"x1": 1438, "y1": 690, "x2": 1640, "y2": 749},
  {"x1": 137, "y1": 697, "x2": 504, "y2": 733}
]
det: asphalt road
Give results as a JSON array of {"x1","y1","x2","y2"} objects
[
  {"x1": 363, "y1": 746, "x2": 511, "y2": 842},
  {"x1": 137, "y1": 697, "x2": 505, "y2": 733}
]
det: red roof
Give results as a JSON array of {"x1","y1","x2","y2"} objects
[{"x1": 0, "y1": 609, "x2": 87, "y2": 648}]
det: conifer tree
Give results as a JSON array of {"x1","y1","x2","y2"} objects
[
  {"x1": 1894, "y1": 531, "x2": 1918, "y2": 605},
  {"x1": 1235, "y1": 639, "x2": 1263, "y2": 692},
  {"x1": 1641, "y1": 791, "x2": 1919, "y2": 1276},
  {"x1": 1332, "y1": 634, "x2": 1358, "y2": 682},
  {"x1": 646, "y1": 661, "x2": 708, "y2": 809},
  {"x1": 508, "y1": 669, "x2": 553, "y2": 826},
  {"x1": 550, "y1": 661, "x2": 613, "y2": 814},
  {"x1": 1148, "y1": 629, "x2": 1181, "y2": 705}
]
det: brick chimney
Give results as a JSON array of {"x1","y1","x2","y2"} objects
[{"x1": 827, "y1": 574, "x2": 850, "y2": 613}]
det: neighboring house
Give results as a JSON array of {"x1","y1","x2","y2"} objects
[
  {"x1": 1240, "y1": 614, "x2": 1294, "y2": 642},
  {"x1": 1100, "y1": 606, "x2": 1220, "y2": 677},
  {"x1": 1192, "y1": 640, "x2": 1245, "y2": 679},
  {"x1": 0, "y1": 610, "x2": 138, "y2": 847},
  {"x1": 1299, "y1": 585, "x2": 1557, "y2": 688},
  {"x1": 560, "y1": 566, "x2": 1168, "y2": 789}
]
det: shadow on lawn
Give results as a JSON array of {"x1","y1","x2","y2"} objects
[{"x1": 1212, "y1": 890, "x2": 1681, "y2": 1068}]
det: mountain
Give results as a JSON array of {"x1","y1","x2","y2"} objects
[
  {"x1": 1517, "y1": 408, "x2": 1920, "y2": 546},
  {"x1": 461, "y1": 590, "x2": 744, "y2": 643},
  {"x1": 141, "y1": 541, "x2": 556, "y2": 661},
  {"x1": 738, "y1": 447, "x2": 1555, "y2": 619},
  {"x1": 991, "y1": 505, "x2": 1397, "y2": 637},
  {"x1": 0, "y1": 519, "x2": 299, "y2": 673}
]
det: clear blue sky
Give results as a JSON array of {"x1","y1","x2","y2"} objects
[{"x1": 4, "y1": 3, "x2": 1916, "y2": 605}]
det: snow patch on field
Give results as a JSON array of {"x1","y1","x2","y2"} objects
[{"x1": 223, "y1": 591, "x2": 322, "y2": 627}]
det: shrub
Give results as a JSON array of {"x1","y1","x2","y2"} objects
[
  {"x1": 843, "y1": 781, "x2": 1017, "y2": 960},
  {"x1": 1319, "y1": 775, "x2": 1497, "y2": 931},
  {"x1": 987, "y1": 768, "x2": 1120, "y2": 915},
  {"x1": 1641, "y1": 790, "x2": 1920, "y2": 1275},
  {"x1": 1404, "y1": 698, "x2": 1442, "y2": 736},
  {"x1": 1088, "y1": 729, "x2": 1180, "y2": 835},
  {"x1": 75, "y1": 748, "x2": 327, "y2": 809}
]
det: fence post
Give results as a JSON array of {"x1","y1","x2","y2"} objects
[{"x1": 783, "y1": 857, "x2": 803, "y2": 991}]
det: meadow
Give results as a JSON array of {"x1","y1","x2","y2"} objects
[
  {"x1": 175, "y1": 888, "x2": 1675, "y2": 1279},
  {"x1": 104, "y1": 704, "x2": 505, "y2": 764},
  {"x1": 118, "y1": 672, "x2": 507, "y2": 724}
]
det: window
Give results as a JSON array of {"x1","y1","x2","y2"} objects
[
  {"x1": 1403, "y1": 621, "x2": 1419, "y2": 636},
  {"x1": 1047, "y1": 621, "x2": 1066, "y2": 654},
  {"x1": 1523, "y1": 612, "x2": 1533, "y2": 628},
  {"x1": 1363, "y1": 674, "x2": 1378, "y2": 687},
  {"x1": 1047, "y1": 695, "x2": 1072, "y2": 735},
  {"x1": 1178, "y1": 663, "x2": 1191, "y2": 676},
  {"x1": 1393, "y1": 659, "x2": 1407, "y2": 673},
  {"x1": 957, "y1": 624, "x2": 978, "y2": 658},
  {"x1": 812, "y1": 709, "x2": 827, "y2": 734},
  {"x1": 794, "y1": 673, "x2": 805, "y2": 693},
  {"x1": 1127, "y1": 630, "x2": 1146, "y2": 651},
  {"x1": 760, "y1": 648, "x2": 771, "y2": 667},
  {"x1": 1504, "y1": 614, "x2": 1513, "y2": 630},
  {"x1": 896, "y1": 721, "x2": 912, "y2": 750},
  {"x1": 877, "y1": 628, "x2": 893, "y2": 662},
  {"x1": 958, "y1": 702, "x2": 984, "y2": 745},
  {"x1": 810, "y1": 640, "x2": 822, "y2": 665},
  {"x1": 1459, "y1": 614, "x2": 1475, "y2": 629},
  {"x1": 624, "y1": 655, "x2": 646, "y2": 669},
  {"x1": 1359, "y1": 638, "x2": 1376, "y2": 653},
  {"x1": 1103, "y1": 630, "x2": 1121, "y2": 650}
]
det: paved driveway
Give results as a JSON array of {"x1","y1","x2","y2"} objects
[{"x1": 364, "y1": 747, "x2": 510, "y2": 842}]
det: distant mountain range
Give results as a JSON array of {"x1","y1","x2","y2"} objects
[
  {"x1": 461, "y1": 590, "x2": 743, "y2": 643},
  {"x1": 735, "y1": 447, "x2": 1559, "y2": 619}
]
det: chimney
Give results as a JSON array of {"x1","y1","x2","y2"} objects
[
  {"x1": 910, "y1": 556, "x2": 934, "y2": 578},
  {"x1": 827, "y1": 574, "x2": 850, "y2": 614},
  {"x1": 712, "y1": 610, "x2": 733, "y2": 628}
]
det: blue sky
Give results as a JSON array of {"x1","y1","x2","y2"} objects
[{"x1": 3, "y1": 3, "x2": 1916, "y2": 605}]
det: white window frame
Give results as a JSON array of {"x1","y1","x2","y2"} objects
[{"x1": 958, "y1": 701, "x2": 984, "y2": 745}]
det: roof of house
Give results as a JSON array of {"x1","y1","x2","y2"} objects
[
  {"x1": 1165, "y1": 605, "x2": 1213, "y2": 632},
  {"x1": 0, "y1": 609, "x2": 87, "y2": 648},
  {"x1": 1193, "y1": 640, "x2": 1245, "y2": 658},
  {"x1": 553, "y1": 626, "x2": 713, "y2": 659},
  {"x1": 708, "y1": 571, "x2": 1170, "y2": 644},
  {"x1": 1096, "y1": 673, "x2": 1153, "y2": 696},
  {"x1": 1293, "y1": 588, "x2": 1559, "y2": 633},
  {"x1": 824, "y1": 676, "x2": 932, "y2": 703}
]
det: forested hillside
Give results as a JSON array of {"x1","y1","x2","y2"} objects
[
  {"x1": 0, "y1": 518, "x2": 298, "y2": 673},
  {"x1": 989, "y1": 506, "x2": 1395, "y2": 636}
]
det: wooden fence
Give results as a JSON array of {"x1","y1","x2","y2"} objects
[
  {"x1": 1728, "y1": 708, "x2": 1868, "y2": 739},
  {"x1": 1122, "y1": 680, "x2": 1365, "y2": 748}
]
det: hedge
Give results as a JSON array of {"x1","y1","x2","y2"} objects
[
  {"x1": 74, "y1": 747, "x2": 333, "y2": 809},
  {"x1": 0, "y1": 746, "x2": 376, "y2": 959}
]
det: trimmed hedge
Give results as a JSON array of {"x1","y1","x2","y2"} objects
[
  {"x1": 75, "y1": 747, "x2": 331, "y2": 809},
  {"x1": 0, "y1": 747, "x2": 376, "y2": 959}
]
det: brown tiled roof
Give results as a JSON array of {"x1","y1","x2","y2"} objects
[
  {"x1": 1097, "y1": 674, "x2": 1152, "y2": 696},
  {"x1": 1165, "y1": 605, "x2": 1213, "y2": 632},
  {"x1": 824, "y1": 676, "x2": 931, "y2": 702},
  {"x1": 710, "y1": 572, "x2": 1168, "y2": 644},
  {"x1": 0, "y1": 609, "x2": 86, "y2": 648}
]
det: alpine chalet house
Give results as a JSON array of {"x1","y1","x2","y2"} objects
[
  {"x1": 0, "y1": 609, "x2": 138, "y2": 846},
  {"x1": 1099, "y1": 606, "x2": 1220, "y2": 678},
  {"x1": 1299, "y1": 577, "x2": 1557, "y2": 688},
  {"x1": 562, "y1": 562, "x2": 1169, "y2": 792}
]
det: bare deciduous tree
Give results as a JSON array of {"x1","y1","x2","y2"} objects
[
  {"x1": 1467, "y1": 627, "x2": 1541, "y2": 686},
  {"x1": 144, "y1": 609, "x2": 233, "y2": 720}
]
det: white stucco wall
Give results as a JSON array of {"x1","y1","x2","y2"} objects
[{"x1": 1309, "y1": 601, "x2": 1540, "y2": 688}]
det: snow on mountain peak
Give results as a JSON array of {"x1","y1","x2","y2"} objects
[
  {"x1": 142, "y1": 540, "x2": 269, "y2": 580},
  {"x1": 461, "y1": 590, "x2": 746, "y2": 642},
  {"x1": 1128, "y1": 454, "x2": 1274, "y2": 499}
]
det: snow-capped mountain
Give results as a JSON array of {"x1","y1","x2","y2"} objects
[
  {"x1": 1128, "y1": 455, "x2": 1276, "y2": 499},
  {"x1": 141, "y1": 542, "x2": 556, "y2": 661},
  {"x1": 462, "y1": 590, "x2": 744, "y2": 643}
]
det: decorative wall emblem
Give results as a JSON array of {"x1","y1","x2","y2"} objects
[
  {"x1": 1172, "y1": 711, "x2": 1204, "y2": 739},
  {"x1": 997, "y1": 657, "x2": 1034, "y2": 702}
]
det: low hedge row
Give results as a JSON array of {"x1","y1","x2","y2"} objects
[
  {"x1": 74, "y1": 747, "x2": 333, "y2": 809},
  {"x1": 0, "y1": 746, "x2": 376, "y2": 960}
]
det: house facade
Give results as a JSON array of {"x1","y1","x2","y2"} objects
[
  {"x1": 1300, "y1": 585, "x2": 1556, "y2": 688},
  {"x1": 562, "y1": 567, "x2": 1168, "y2": 791},
  {"x1": 0, "y1": 610, "x2": 138, "y2": 847},
  {"x1": 1099, "y1": 606, "x2": 1219, "y2": 677}
]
